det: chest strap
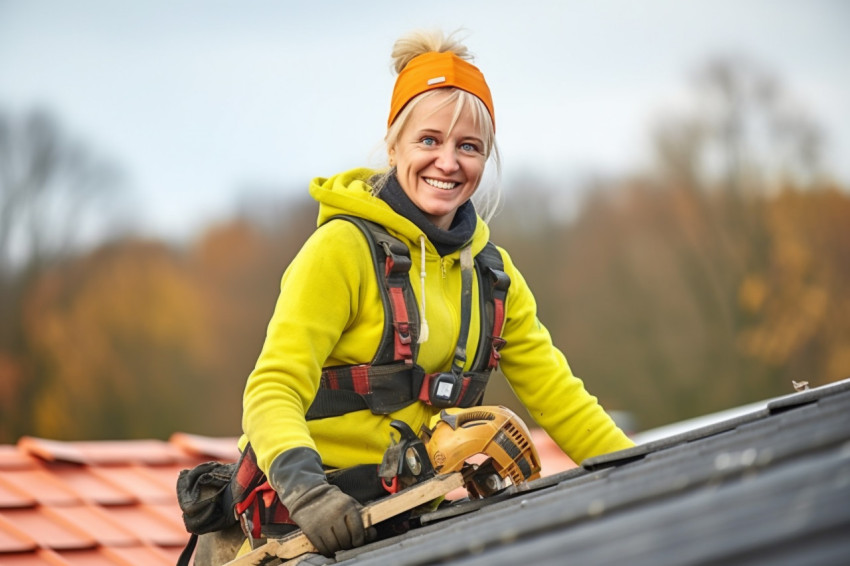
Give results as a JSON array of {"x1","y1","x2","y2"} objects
[{"x1": 305, "y1": 216, "x2": 509, "y2": 420}]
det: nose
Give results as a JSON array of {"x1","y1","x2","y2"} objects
[{"x1": 434, "y1": 145, "x2": 460, "y2": 173}]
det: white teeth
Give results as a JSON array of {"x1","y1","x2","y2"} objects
[{"x1": 424, "y1": 178, "x2": 458, "y2": 190}]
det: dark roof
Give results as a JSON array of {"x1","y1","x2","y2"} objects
[{"x1": 320, "y1": 378, "x2": 850, "y2": 566}]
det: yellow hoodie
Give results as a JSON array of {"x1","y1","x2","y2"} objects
[{"x1": 241, "y1": 168, "x2": 633, "y2": 475}]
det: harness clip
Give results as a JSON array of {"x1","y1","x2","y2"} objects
[{"x1": 429, "y1": 372, "x2": 463, "y2": 408}]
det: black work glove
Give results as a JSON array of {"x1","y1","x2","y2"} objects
[{"x1": 269, "y1": 447, "x2": 368, "y2": 556}]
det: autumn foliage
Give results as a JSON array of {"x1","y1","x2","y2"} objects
[{"x1": 487, "y1": 180, "x2": 850, "y2": 428}]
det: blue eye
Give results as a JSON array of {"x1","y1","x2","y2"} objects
[
  {"x1": 460, "y1": 142, "x2": 479, "y2": 153},
  {"x1": 421, "y1": 137, "x2": 437, "y2": 146}
]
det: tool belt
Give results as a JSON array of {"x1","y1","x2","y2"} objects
[
  {"x1": 231, "y1": 444, "x2": 400, "y2": 541},
  {"x1": 175, "y1": 454, "x2": 397, "y2": 565},
  {"x1": 177, "y1": 419, "x2": 434, "y2": 546}
]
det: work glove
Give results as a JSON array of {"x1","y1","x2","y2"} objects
[{"x1": 269, "y1": 447, "x2": 368, "y2": 556}]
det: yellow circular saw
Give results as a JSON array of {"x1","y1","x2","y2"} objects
[{"x1": 421, "y1": 405, "x2": 542, "y2": 498}]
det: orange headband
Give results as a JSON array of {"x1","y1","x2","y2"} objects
[{"x1": 388, "y1": 51, "x2": 495, "y2": 129}]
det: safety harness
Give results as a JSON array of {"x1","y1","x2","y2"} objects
[
  {"x1": 305, "y1": 215, "x2": 510, "y2": 420},
  {"x1": 221, "y1": 215, "x2": 511, "y2": 545}
]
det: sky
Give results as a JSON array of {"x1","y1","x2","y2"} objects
[{"x1": 1, "y1": 0, "x2": 848, "y2": 243}]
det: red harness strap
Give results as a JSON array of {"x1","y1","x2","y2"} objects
[
  {"x1": 385, "y1": 255, "x2": 414, "y2": 362},
  {"x1": 232, "y1": 445, "x2": 295, "y2": 540}
]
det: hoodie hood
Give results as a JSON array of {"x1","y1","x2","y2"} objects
[{"x1": 309, "y1": 167, "x2": 491, "y2": 256}]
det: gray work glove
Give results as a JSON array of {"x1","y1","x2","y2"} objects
[{"x1": 269, "y1": 447, "x2": 368, "y2": 556}]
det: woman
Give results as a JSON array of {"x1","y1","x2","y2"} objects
[{"x1": 239, "y1": 29, "x2": 634, "y2": 556}]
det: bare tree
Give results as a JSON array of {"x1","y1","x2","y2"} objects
[
  {"x1": 0, "y1": 107, "x2": 124, "y2": 441},
  {"x1": 0, "y1": 107, "x2": 123, "y2": 275},
  {"x1": 652, "y1": 56, "x2": 825, "y2": 194}
]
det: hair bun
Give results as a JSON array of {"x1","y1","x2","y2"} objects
[{"x1": 391, "y1": 29, "x2": 472, "y2": 75}]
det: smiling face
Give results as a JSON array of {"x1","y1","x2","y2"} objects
[{"x1": 388, "y1": 90, "x2": 487, "y2": 230}]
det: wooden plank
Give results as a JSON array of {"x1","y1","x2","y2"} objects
[
  {"x1": 224, "y1": 472, "x2": 465, "y2": 566},
  {"x1": 359, "y1": 471, "x2": 464, "y2": 526}
]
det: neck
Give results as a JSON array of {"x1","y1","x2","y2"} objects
[{"x1": 379, "y1": 173, "x2": 477, "y2": 256}]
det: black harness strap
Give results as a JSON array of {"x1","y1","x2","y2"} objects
[
  {"x1": 308, "y1": 361, "x2": 425, "y2": 418},
  {"x1": 471, "y1": 242, "x2": 510, "y2": 370},
  {"x1": 449, "y1": 245, "x2": 474, "y2": 376}
]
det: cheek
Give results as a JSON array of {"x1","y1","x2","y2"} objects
[
  {"x1": 400, "y1": 156, "x2": 415, "y2": 172},
  {"x1": 466, "y1": 160, "x2": 486, "y2": 185}
]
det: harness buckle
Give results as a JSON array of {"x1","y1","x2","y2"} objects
[
  {"x1": 383, "y1": 242, "x2": 412, "y2": 273},
  {"x1": 395, "y1": 321, "x2": 412, "y2": 345},
  {"x1": 488, "y1": 267, "x2": 510, "y2": 291}
]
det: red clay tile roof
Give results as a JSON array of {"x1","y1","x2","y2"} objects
[
  {"x1": 0, "y1": 433, "x2": 239, "y2": 565},
  {"x1": 0, "y1": 431, "x2": 572, "y2": 565}
]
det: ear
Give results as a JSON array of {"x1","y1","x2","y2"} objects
[{"x1": 388, "y1": 147, "x2": 396, "y2": 167}]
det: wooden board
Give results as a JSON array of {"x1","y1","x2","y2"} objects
[{"x1": 224, "y1": 472, "x2": 465, "y2": 566}]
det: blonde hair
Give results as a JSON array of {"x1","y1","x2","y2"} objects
[
  {"x1": 374, "y1": 29, "x2": 502, "y2": 223},
  {"x1": 390, "y1": 29, "x2": 472, "y2": 74}
]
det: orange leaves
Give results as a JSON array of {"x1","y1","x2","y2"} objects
[
  {"x1": 490, "y1": 175, "x2": 850, "y2": 429},
  {"x1": 736, "y1": 186, "x2": 850, "y2": 372},
  {"x1": 738, "y1": 275, "x2": 768, "y2": 314},
  {"x1": 22, "y1": 239, "x2": 216, "y2": 439}
]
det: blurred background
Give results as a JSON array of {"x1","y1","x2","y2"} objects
[{"x1": 1, "y1": 0, "x2": 848, "y2": 442}]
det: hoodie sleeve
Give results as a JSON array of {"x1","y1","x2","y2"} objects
[
  {"x1": 242, "y1": 220, "x2": 373, "y2": 474},
  {"x1": 496, "y1": 247, "x2": 635, "y2": 463}
]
